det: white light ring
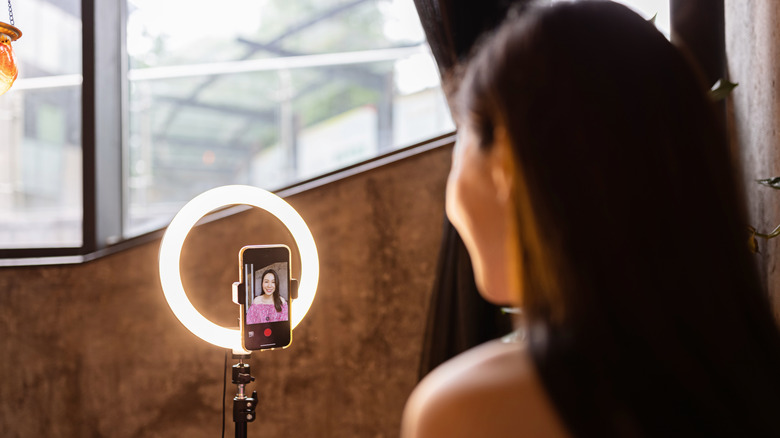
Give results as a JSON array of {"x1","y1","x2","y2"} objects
[{"x1": 159, "y1": 185, "x2": 319, "y2": 351}]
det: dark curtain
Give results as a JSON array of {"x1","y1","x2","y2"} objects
[
  {"x1": 413, "y1": 0, "x2": 523, "y2": 78},
  {"x1": 414, "y1": 0, "x2": 528, "y2": 379},
  {"x1": 670, "y1": 0, "x2": 725, "y2": 87}
]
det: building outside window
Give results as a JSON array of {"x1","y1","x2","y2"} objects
[{"x1": 124, "y1": 0, "x2": 453, "y2": 237}]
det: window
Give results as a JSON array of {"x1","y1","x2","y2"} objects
[
  {"x1": 0, "y1": 0, "x2": 453, "y2": 260},
  {"x1": 124, "y1": 0, "x2": 453, "y2": 237},
  {"x1": 0, "y1": 0, "x2": 82, "y2": 249}
]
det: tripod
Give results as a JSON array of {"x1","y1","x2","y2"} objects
[
  {"x1": 232, "y1": 353, "x2": 258, "y2": 438},
  {"x1": 228, "y1": 276, "x2": 299, "y2": 437}
]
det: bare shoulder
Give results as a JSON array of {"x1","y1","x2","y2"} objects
[{"x1": 401, "y1": 338, "x2": 569, "y2": 438}]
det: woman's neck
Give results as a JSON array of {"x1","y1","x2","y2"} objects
[{"x1": 257, "y1": 294, "x2": 274, "y2": 304}]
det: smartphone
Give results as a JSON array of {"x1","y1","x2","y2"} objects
[{"x1": 239, "y1": 245, "x2": 292, "y2": 351}]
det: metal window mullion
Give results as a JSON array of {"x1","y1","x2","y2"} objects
[{"x1": 82, "y1": 0, "x2": 123, "y2": 254}]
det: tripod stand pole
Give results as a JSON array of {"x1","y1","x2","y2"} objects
[{"x1": 232, "y1": 354, "x2": 257, "y2": 438}]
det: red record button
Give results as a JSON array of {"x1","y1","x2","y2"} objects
[{"x1": 264, "y1": 328, "x2": 272, "y2": 337}]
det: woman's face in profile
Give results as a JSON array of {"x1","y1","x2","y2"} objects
[
  {"x1": 446, "y1": 123, "x2": 520, "y2": 305},
  {"x1": 262, "y1": 273, "x2": 276, "y2": 295}
]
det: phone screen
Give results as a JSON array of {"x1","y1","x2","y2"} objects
[{"x1": 240, "y1": 245, "x2": 292, "y2": 351}]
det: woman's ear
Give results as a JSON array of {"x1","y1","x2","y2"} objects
[{"x1": 490, "y1": 125, "x2": 515, "y2": 204}]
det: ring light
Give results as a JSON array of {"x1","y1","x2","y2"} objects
[{"x1": 159, "y1": 185, "x2": 319, "y2": 351}]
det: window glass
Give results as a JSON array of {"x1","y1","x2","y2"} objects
[
  {"x1": 125, "y1": 0, "x2": 454, "y2": 237},
  {"x1": 0, "y1": 0, "x2": 82, "y2": 249}
]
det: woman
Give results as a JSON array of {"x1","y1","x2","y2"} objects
[
  {"x1": 402, "y1": 1, "x2": 780, "y2": 437},
  {"x1": 247, "y1": 269, "x2": 288, "y2": 323}
]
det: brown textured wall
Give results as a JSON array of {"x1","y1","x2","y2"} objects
[
  {"x1": 725, "y1": 1, "x2": 780, "y2": 316},
  {"x1": 0, "y1": 144, "x2": 452, "y2": 438}
]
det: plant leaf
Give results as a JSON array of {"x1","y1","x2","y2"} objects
[
  {"x1": 709, "y1": 79, "x2": 738, "y2": 101},
  {"x1": 757, "y1": 177, "x2": 780, "y2": 189},
  {"x1": 747, "y1": 226, "x2": 759, "y2": 253},
  {"x1": 648, "y1": 12, "x2": 657, "y2": 25},
  {"x1": 749, "y1": 234, "x2": 759, "y2": 253}
]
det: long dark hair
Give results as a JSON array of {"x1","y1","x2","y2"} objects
[
  {"x1": 258, "y1": 269, "x2": 283, "y2": 312},
  {"x1": 458, "y1": 1, "x2": 780, "y2": 436}
]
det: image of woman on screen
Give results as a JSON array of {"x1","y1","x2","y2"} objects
[{"x1": 247, "y1": 268, "x2": 288, "y2": 323}]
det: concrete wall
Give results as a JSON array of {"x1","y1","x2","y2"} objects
[
  {"x1": 725, "y1": 1, "x2": 780, "y2": 315},
  {"x1": 0, "y1": 144, "x2": 451, "y2": 437}
]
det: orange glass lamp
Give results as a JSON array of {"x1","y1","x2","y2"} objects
[{"x1": 0, "y1": 1, "x2": 20, "y2": 96}]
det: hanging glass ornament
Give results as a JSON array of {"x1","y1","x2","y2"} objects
[{"x1": 0, "y1": 0, "x2": 21, "y2": 96}]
